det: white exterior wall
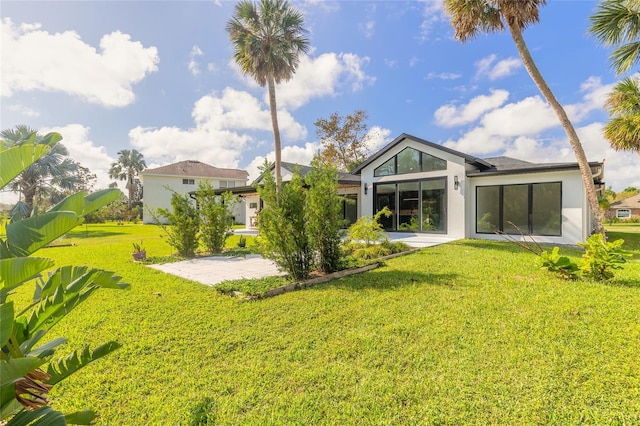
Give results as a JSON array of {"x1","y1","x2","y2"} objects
[
  {"x1": 359, "y1": 138, "x2": 467, "y2": 240},
  {"x1": 467, "y1": 170, "x2": 589, "y2": 245},
  {"x1": 142, "y1": 175, "x2": 246, "y2": 224}
]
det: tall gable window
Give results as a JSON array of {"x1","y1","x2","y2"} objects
[{"x1": 374, "y1": 147, "x2": 446, "y2": 177}]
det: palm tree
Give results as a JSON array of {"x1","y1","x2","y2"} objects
[
  {"x1": 590, "y1": 0, "x2": 640, "y2": 75},
  {"x1": 109, "y1": 149, "x2": 146, "y2": 210},
  {"x1": 1, "y1": 125, "x2": 80, "y2": 217},
  {"x1": 226, "y1": 0, "x2": 309, "y2": 189},
  {"x1": 603, "y1": 77, "x2": 640, "y2": 158},
  {"x1": 444, "y1": 0, "x2": 605, "y2": 235}
]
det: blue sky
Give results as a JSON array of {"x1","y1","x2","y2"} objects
[{"x1": 1, "y1": 0, "x2": 639, "y2": 202}]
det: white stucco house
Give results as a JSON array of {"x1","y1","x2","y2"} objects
[
  {"x1": 218, "y1": 133, "x2": 605, "y2": 245},
  {"x1": 141, "y1": 160, "x2": 248, "y2": 224}
]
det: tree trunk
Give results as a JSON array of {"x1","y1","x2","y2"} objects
[
  {"x1": 267, "y1": 75, "x2": 283, "y2": 191},
  {"x1": 127, "y1": 171, "x2": 134, "y2": 210},
  {"x1": 506, "y1": 19, "x2": 605, "y2": 236}
]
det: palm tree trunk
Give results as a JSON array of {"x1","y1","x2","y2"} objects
[
  {"x1": 267, "y1": 75, "x2": 283, "y2": 191},
  {"x1": 127, "y1": 171, "x2": 134, "y2": 210},
  {"x1": 506, "y1": 19, "x2": 605, "y2": 236}
]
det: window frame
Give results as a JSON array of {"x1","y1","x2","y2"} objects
[
  {"x1": 373, "y1": 147, "x2": 447, "y2": 177},
  {"x1": 616, "y1": 209, "x2": 631, "y2": 219},
  {"x1": 182, "y1": 178, "x2": 195, "y2": 185},
  {"x1": 475, "y1": 182, "x2": 562, "y2": 237}
]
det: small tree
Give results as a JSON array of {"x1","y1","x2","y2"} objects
[
  {"x1": 314, "y1": 110, "x2": 373, "y2": 172},
  {"x1": 305, "y1": 162, "x2": 345, "y2": 272},
  {"x1": 257, "y1": 162, "x2": 312, "y2": 280},
  {"x1": 196, "y1": 180, "x2": 238, "y2": 254},
  {"x1": 157, "y1": 192, "x2": 200, "y2": 257}
]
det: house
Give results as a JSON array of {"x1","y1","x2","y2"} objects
[
  {"x1": 219, "y1": 162, "x2": 361, "y2": 228},
  {"x1": 225, "y1": 133, "x2": 605, "y2": 245},
  {"x1": 609, "y1": 193, "x2": 640, "y2": 219},
  {"x1": 141, "y1": 160, "x2": 248, "y2": 224}
]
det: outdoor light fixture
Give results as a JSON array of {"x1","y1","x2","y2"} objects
[
  {"x1": 364, "y1": 183, "x2": 369, "y2": 195},
  {"x1": 454, "y1": 175, "x2": 459, "y2": 190}
]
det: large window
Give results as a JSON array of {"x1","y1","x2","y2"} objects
[
  {"x1": 374, "y1": 178, "x2": 447, "y2": 233},
  {"x1": 374, "y1": 147, "x2": 446, "y2": 177},
  {"x1": 476, "y1": 182, "x2": 562, "y2": 236}
]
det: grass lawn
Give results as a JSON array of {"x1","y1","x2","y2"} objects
[{"x1": 8, "y1": 223, "x2": 640, "y2": 424}]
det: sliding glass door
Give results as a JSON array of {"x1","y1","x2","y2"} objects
[{"x1": 374, "y1": 178, "x2": 447, "y2": 233}]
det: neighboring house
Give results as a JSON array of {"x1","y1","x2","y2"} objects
[
  {"x1": 609, "y1": 194, "x2": 640, "y2": 219},
  {"x1": 225, "y1": 133, "x2": 605, "y2": 245},
  {"x1": 219, "y1": 162, "x2": 360, "y2": 228},
  {"x1": 141, "y1": 160, "x2": 248, "y2": 224}
]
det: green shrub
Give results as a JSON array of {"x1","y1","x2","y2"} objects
[
  {"x1": 196, "y1": 180, "x2": 237, "y2": 254},
  {"x1": 157, "y1": 192, "x2": 200, "y2": 257},
  {"x1": 237, "y1": 235, "x2": 247, "y2": 248},
  {"x1": 305, "y1": 163, "x2": 345, "y2": 273},
  {"x1": 345, "y1": 206, "x2": 391, "y2": 247},
  {"x1": 257, "y1": 163, "x2": 312, "y2": 280},
  {"x1": 578, "y1": 233, "x2": 632, "y2": 281},
  {"x1": 539, "y1": 246, "x2": 579, "y2": 280}
]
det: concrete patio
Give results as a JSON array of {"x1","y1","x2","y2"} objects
[{"x1": 149, "y1": 231, "x2": 455, "y2": 286}]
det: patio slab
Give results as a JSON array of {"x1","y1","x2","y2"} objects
[
  {"x1": 148, "y1": 254, "x2": 284, "y2": 286},
  {"x1": 149, "y1": 233, "x2": 453, "y2": 286}
]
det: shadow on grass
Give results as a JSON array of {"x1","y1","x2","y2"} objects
[
  {"x1": 313, "y1": 269, "x2": 460, "y2": 292},
  {"x1": 607, "y1": 278, "x2": 640, "y2": 289},
  {"x1": 66, "y1": 229, "x2": 127, "y2": 239}
]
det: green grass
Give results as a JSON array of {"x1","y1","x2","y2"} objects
[{"x1": 9, "y1": 224, "x2": 640, "y2": 424}]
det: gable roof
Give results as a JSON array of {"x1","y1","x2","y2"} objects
[
  {"x1": 351, "y1": 133, "x2": 493, "y2": 174},
  {"x1": 610, "y1": 193, "x2": 640, "y2": 209},
  {"x1": 142, "y1": 160, "x2": 248, "y2": 180}
]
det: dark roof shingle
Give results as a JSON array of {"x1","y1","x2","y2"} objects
[{"x1": 142, "y1": 160, "x2": 248, "y2": 180}]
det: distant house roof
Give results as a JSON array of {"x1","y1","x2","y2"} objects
[
  {"x1": 610, "y1": 193, "x2": 640, "y2": 209},
  {"x1": 142, "y1": 160, "x2": 248, "y2": 180},
  {"x1": 351, "y1": 133, "x2": 494, "y2": 174}
]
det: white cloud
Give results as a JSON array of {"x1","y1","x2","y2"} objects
[
  {"x1": 479, "y1": 95, "x2": 557, "y2": 136},
  {"x1": 565, "y1": 76, "x2": 614, "y2": 123},
  {"x1": 130, "y1": 88, "x2": 307, "y2": 169},
  {"x1": 8, "y1": 104, "x2": 40, "y2": 117},
  {"x1": 435, "y1": 89, "x2": 509, "y2": 127},
  {"x1": 359, "y1": 20, "x2": 375, "y2": 38},
  {"x1": 188, "y1": 45, "x2": 203, "y2": 76},
  {"x1": 1, "y1": 18, "x2": 159, "y2": 107},
  {"x1": 41, "y1": 124, "x2": 116, "y2": 190},
  {"x1": 419, "y1": 0, "x2": 446, "y2": 40},
  {"x1": 425, "y1": 72, "x2": 462, "y2": 80},
  {"x1": 193, "y1": 88, "x2": 307, "y2": 141},
  {"x1": 475, "y1": 54, "x2": 521, "y2": 81},
  {"x1": 245, "y1": 142, "x2": 321, "y2": 181},
  {"x1": 365, "y1": 126, "x2": 393, "y2": 153},
  {"x1": 275, "y1": 53, "x2": 375, "y2": 109}
]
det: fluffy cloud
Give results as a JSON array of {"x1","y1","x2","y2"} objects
[
  {"x1": 41, "y1": 124, "x2": 116, "y2": 190},
  {"x1": 130, "y1": 88, "x2": 308, "y2": 168},
  {"x1": 1, "y1": 18, "x2": 159, "y2": 107},
  {"x1": 436, "y1": 78, "x2": 639, "y2": 190},
  {"x1": 8, "y1": 104, "x2": 40, "y2": 117},
  {"x1": 475, "y1": 54, "x2": 521, "y2": 81},
  {"x1": 188, "y1": 45, "x2": 203, "y2": 76},
  {"x1": 275, "y1": 53, "x2": 375, "y2": 109},
  {"x1": 435, "y1": 89, "x2": 509, "y2": 127},
  {"x1": 244, "y1": 142, "x2": 321, "y2": 181}
]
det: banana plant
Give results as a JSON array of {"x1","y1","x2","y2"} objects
[{"x1": 0, "y1": 136, "x2": 130, "y2": 425}]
